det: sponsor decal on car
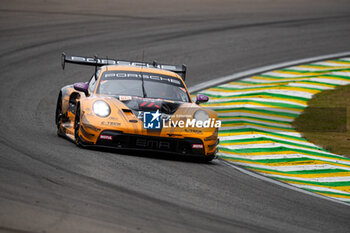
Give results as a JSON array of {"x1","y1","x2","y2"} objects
[
  {"x1": 135, "y1": 138, "x2": 170, "y2": 149},
  {"x1": 119, "y1": 95, "x2": 132, "y2": 101},
  {"x1": 101, "y1": 121, "x2": 121, "y2": 126},
  {"x1": 104, "y1": 72, "x2": 181, "y2": 85},
  {"x1": 100, "y1": 135, "x2": 113, "y2": 140},
  {"x1": 184, "y1": 129, "x2": 203, "y2": 134},
  {"x1": 192, "y1": 144, "x2": 203, "y2": 149}
]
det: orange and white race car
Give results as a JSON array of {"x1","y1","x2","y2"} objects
[{"x1": 56, "y1": 53, "x2": 220, "y2": 161}]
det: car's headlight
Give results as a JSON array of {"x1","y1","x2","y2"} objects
[
  {"x1": 194, "y1": 110, "x2": 209, "y2": 121},
  {"x1": 93, "y1": 100, "x2": 111, "y2": 117}
]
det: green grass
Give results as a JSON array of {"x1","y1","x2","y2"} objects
[{"x1": 293, "y1": 84, "x2": 350, "y2": 157}]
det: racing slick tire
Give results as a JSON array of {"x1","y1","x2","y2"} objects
[
  {"x1": 74, "y1": 104, "x2": 83, "y2": 147},
  {"x1": 55, "y1": 92, "x2": 63, "y2": 135},
  {"x1": 203, "y1": 155, "x2": 215, "y2": 162}
]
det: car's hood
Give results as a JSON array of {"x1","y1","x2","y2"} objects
[
  {"x1": 116, "y1": 96, "x2": 183, "y2": 114},
  {"x1": 111, "y1": 95, "x2": 203, "y2": 124}
]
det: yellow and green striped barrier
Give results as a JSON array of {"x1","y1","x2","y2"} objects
[{"x1": 198, "y1": 57, "x2": 350, "y2": 203}]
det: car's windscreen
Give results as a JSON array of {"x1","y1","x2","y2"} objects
[{"x1": 97, "y1": 71, "x2": 190, "y2": 102}]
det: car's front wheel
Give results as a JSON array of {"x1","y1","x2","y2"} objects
[
  {"x1": 74, "y1": 104, "x2": 82, "y2": 146},
  {"x1": 203, "y1": 154, "x2": 215, "y2": 162},
  {"x1": 55, "y1": 92, "x2": 63, "y2": 135}
]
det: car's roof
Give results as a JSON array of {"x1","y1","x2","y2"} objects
[{"x1": 99, "y1": 65, "x2": 181, "y2": 79}]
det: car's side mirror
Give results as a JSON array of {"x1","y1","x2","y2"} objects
[
  {"x1": 74, "y1": 82, "x2": 89, "y2": 96},
  {"x1": 195, "y1": 94, "x2": 209, "y2": 104}
]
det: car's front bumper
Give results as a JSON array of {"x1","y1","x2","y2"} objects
[{"x1": 87, "y1": 130, "x2": 213, "y2": 156}]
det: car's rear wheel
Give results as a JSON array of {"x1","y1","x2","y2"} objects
[{"x1": 74, "y1": 104, "x2": 82, "y2": 146}]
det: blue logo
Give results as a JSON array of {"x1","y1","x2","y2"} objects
[{"x1": 143, "y1": 110, "x2": 162, "y2": 129}]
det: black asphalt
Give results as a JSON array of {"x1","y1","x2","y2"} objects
[{"x1": 0, "y1": 0, "x2": 350, "y2": 232}]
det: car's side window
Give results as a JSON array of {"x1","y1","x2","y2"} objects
[{"x1": 88, "y1": 75, "x2": 97, "y2": 92}]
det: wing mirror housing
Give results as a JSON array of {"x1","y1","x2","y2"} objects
[
  {"x1": 195, "y1": 94, "x2": 209, "y2": 104},
  {"x1": 74, "y1": 82, "x2": 89, "y2": 96}
]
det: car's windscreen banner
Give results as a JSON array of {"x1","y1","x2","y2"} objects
[{"x1": 102, "y1": 71, "x2": 184, "y2": 87}]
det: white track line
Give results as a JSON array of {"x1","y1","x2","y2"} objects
[{"x1": 188, "y1": 51, "x2": 350, "y2": 93}]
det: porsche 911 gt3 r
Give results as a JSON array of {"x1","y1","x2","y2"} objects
[{"x1": 56, "y1": 54, "x2": 220, "y2": 161}]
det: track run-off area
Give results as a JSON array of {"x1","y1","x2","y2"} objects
[{"x1": 197, "y1": 57, "x2": 350, "y2": 204}]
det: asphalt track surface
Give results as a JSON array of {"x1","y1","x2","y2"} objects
[{"x1": 0, "y1": 1, "x2": 350, "y2": 232}]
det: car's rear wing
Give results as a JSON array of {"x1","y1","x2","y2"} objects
[{"x1": 61, "y1": 53, "x2": 187, "y2": 81}]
